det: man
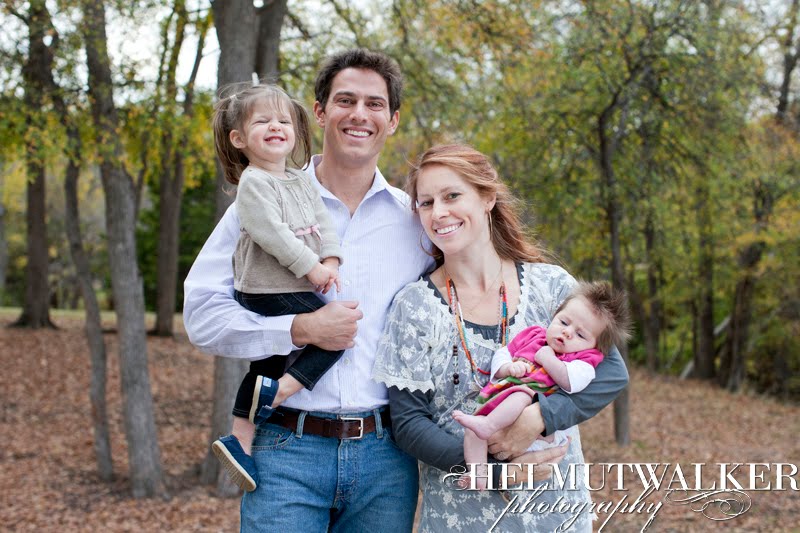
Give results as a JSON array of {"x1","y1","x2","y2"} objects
[
  {"x1": 184, "y1": 48, "x2": 628, "y2": 531},
  {"x1": 186, "y1": 49, "x2": 429, "y2": 531}
]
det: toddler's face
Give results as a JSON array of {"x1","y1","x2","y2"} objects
[{"x1": 546, "y1": 296, "x2": 605, "y2": 354}]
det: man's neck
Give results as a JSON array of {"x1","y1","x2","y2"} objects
[{"x1": 315, "y1": 154, "x2": 379, "y2": 215}]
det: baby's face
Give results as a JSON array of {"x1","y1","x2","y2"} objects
[{"x1": 546, "y1": 296, "x2": 605, "y2": 354}]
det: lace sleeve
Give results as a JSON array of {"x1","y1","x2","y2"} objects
[{"x1": 372, "y1": 283, "x2": 437, "y2": 394}]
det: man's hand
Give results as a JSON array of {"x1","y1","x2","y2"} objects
[
  {"x1": 487, "y1": 402, "x2": 545, "y2": 460},
  {"x1": 290, "y1": 301, "x2": 362, "y2": 350}
]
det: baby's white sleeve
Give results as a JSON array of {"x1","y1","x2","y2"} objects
[
  {"x1": 564, "y1": 360, "x2": 596, "y2": 394},
  {"x1": 490, "y1": 346, "x2": 513, "y2": 382}
]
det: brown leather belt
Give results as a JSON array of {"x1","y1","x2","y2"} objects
[{"x1": 272, "y1": 408, "x2": 391, "y2": 440}]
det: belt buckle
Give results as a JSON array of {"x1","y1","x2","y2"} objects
[{"x1": 340, "y1": 416, "x2": 364, "y2": 439}]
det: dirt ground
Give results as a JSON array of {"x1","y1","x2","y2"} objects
[{"x1": 1, "y1": 313, "x2": 798, "y2": 532}]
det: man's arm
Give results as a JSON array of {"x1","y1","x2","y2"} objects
[
  {"x1": 183, "y1": 204, "x2": 360, "y2": 357},
  {"x1": 183, "y1": 204, "x2": 296, "y2": 358},
  {"x1": 538, "y1": 345, "x2": 628, "y2": 434}
]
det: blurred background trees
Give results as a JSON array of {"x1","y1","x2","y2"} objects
[{"x1": 1, "y1": 0, "x2": 798, "y2": 495}]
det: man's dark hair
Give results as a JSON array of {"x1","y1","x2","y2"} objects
[{"x1": 314, "y1": 48, "x2": 403, "y2": 115}]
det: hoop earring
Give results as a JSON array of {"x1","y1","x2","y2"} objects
[{"x1": 419, "y1": 229, "x2": 432, "y2": 254}]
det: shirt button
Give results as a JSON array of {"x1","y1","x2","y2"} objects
[
  {"x1": 303, "y1": 202, "x2": 308, "y2": 208},
  {"x1": 344, "y1": 280, "x2": 351, "y2": 286}
]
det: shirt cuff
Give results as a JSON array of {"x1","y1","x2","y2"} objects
[{"x1": 267, "y1": 314, "x2": 303, "y2": 354}]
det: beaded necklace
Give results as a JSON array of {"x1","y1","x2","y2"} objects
[{"x1": 444, "y1": 267, "x2": 509, "y2": 386}]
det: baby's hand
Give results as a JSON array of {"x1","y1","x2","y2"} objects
[
  {"x1": 507, "y1": 361, "x2": 529, "y2": 378},
  {"x1": 534, "y1": 345, "x2": 556, "y2": 365}
]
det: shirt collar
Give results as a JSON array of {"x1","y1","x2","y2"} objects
[{"x1": 306, "y1": 154, "x2": 389, "y2": 202}]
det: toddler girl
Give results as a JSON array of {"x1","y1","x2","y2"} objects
[{"x1": 210, "y1": 84, "x2": 344, "y2": 492}]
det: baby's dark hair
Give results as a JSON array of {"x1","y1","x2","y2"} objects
[
  {"x1": 556, "y1": 281, "x2": 632, "y2": 354},
  {"x1": 212, "y1": 83, "x2": 312, "y2": 185}
]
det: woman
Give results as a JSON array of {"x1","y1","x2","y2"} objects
[{"x1": 372, "y1": 144, "x2": 628, "y2": 531}]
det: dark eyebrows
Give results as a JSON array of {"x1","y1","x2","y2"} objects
[{"x1": 332, "y1": 90, "x2": 388, "y2": 103}]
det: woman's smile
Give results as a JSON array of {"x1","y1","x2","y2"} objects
[{"x1": 434, "y1": 222, "x2": 463, "y2": 236}]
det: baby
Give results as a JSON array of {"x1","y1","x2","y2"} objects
[{"x1": 453, "y1": 281, "x2": 631, "y2": 490}]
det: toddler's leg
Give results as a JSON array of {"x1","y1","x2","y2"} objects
[
  {"x1": 273, "y1": 374, "x2": 304, "y2": 407},
  {"x1": 461, "y1": 428, "x2": 489, "y2": 491},
  {"x1": 231, "y1": 416, "x2": 256, "y2": 455},
  {"x1": 250, "y1": 373, "x2": 305, "y2": 426},
  {"x1": 212, "y1": 416, "x2": 259, "y2": 492},
  {"x1": 452, "y1": 391, "x2": 532, "y2": 440}
]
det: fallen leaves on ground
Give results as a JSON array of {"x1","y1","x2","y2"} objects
[{"x1": 1, "y1": 316, "x2": 797, "y2": 532}]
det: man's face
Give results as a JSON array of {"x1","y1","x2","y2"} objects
[{"x1": 313, "y1": 68, "x2": 399, "y2": 167}]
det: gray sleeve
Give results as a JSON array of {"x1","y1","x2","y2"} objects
[
  {"x1": 388, "y1": 386, "x2": 465, "y2": 472},
  {"x1": 538, "y1": 344, "x2": 629, "y2": 435}
]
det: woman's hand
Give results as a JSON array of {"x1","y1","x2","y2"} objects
[
  {"x1": 487, "y1": 403, "x2": 545, "y2": 460},
  {"x1": 502, "y1": 440, "x2": 570, "y2": 485}
]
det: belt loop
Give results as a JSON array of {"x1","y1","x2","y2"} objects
[
  {"x1": 296, "y1": 411, "x2": 307, "y2": 438},
  {"x1": 373, "y1": 408, "x2": 384, "y2": 439}
]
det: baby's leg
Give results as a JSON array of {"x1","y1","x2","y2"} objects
[
  {"x1": 453, "y1": 391, "x2": 532, "y2": 440},
  {"x1": 461, "y1": 428, "x2": 489, "y2": 490}
]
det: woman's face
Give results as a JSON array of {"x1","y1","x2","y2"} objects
[{"x1": 415, "y1": 164, "x2": 495, "y2": 260}]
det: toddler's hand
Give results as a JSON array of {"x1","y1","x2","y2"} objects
[
  {"x1": 306, "y1": 263, "x2": 338, "y2": 294},
  {"x1": 321, "y1": 257, "x2": 341, "y2": 293}
]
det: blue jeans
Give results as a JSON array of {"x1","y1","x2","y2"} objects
[{"x1": 240, "y1": 408, "x2": 418, "y2": 532}]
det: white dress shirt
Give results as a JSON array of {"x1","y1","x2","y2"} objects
[{"x1": 183, "y1": 156, "x2": 434, "y2": 412}]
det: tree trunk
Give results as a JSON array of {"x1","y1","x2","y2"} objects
[
  {"x1": 597, "y1": 104, "x2": 630, "y2": 446},
  {"x1": 0, "y1": 200, "x2": 6, "y2": 300},
  {"x1": 643, "y1": 215, "x2": 661, "y2": 371},
  {"x1": 64, "y1": 127, "x2": 114, "y2": 481},
  {"x1": 201, "y1": 0, "x2": 287, "y2": 493},
  {"x1": 25, "y1": 0, "x2": 117, "y2": 480},
  {"x1": 81, "y1": 0, "x2": 164, "y2": 497},
  {"x1": 718, "y1": 1, "x2": 796, "y2": 390},
  {"x1": 14, "y1": 0, "x2": 55, "y2": 329},
  {"x1": 200, "y1": 356, "x2": 249, "y2": 496},
  {"x1": 694, "y1": 181, "x2": 715, "y2": 379},
  {"x1": 154, "y1": 0, "x2": 188, "y2": 337},
  {"x1": 256, "y1": 0, "x2": 289, "y2": 80}
]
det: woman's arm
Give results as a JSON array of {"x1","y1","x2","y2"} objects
[{"x1": 388, "y1": 386, "x2": 465, "y2": 471}]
